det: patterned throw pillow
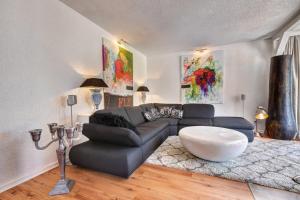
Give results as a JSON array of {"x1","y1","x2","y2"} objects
[
  {"x1": 143, "y1": 108, "x2": 161, "y2": 121},
  {"x1": 170, "y1": 109, "x2": 183, "y2": 119},
  {"x1": 144, "y1": 111, "x2": 156, "y2": 121},
  {"x1": 150, "y1": 108, "x2": 161, "y2": 119},
  {"x1": 159, "y1": 107, "x2": 173, "y2": 117}
]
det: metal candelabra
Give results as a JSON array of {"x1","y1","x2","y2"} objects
[{"x1": 29, "y1": 122, "x2": 82, "y2": 196}]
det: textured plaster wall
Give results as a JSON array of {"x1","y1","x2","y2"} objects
[
  {"x1": 147, "y1": 40, "x2": 272, "y2": 122},
  {"x1": 0, "y1": 0, "x2": 146, "y2": 192}
]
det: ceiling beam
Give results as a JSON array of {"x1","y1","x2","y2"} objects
[
  {"x1": 275, "y1": 30, "x2": 300, "y2": 55},
  {"x1": 273, "y1": 11, "x2": 300, "y2": 40},
  {"x1": 273, "y1": 11, "x2": 300, "y2": 55}
]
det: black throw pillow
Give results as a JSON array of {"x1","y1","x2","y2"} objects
[{"x1": 90, "y1": 113, "x2": 138, "y2": 133}]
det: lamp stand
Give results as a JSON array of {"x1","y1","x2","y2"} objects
[
  {"x1": 90, "y1": 89, "x2": 102, "y2": 110},
  {"x1": 241, "y1": 94, "x2": 245, "y2": 118},
  {"x1": 255, "y1": 120, "x2": 266, "y2": 137},
  {"x1": 70, "y1": 105, "x2": 73, "y2": 127},
  {"x1": 141, "y1": 92, "x2": 147, "y2": 104},
  {"x1": 255, "y1": 120, "x2": 259, "y2": 137},
  {"x1": 242, "y1": 99, "x2": 245, "y2": 118}
]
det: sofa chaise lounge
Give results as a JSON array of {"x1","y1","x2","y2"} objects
[{"x1": 69, "y1": 103, "x2": 254, "y2": 178}]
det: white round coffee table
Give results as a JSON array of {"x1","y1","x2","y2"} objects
[{"x1": 179, "y1": 126, "x2": 248, "y2": 162}]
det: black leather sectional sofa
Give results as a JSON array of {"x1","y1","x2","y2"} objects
[{"x1": 70, "y1": 103, "x2": 254, "y2": 178}]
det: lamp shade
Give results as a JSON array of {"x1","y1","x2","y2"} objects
[
  {"x1": 137, "y1": 86, "x2": 149, "y2": 92},
  {"x1": 67, "y1": 95, "x2": 77, "y2": 106},
  {"x1": 255, "y1": 106, "x2": 269, "y2": 120},
  {"x1": 80, "y1": 78, "x2": 108, "y2": 88}
]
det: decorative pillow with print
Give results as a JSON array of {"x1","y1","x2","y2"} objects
[
  {"x1": 143, "y1": 111, "x2": 156, "y2": 121},
  {"x1": 170, "y1": 109, "x2": 183, "y2": 119},
  {"x1": 159, "y1": 107, "x2": 173, "y2": 118},
  {"x1": 144, "y1": 108, "x2": 161, "y2": 121},
  {"x1": 150, "y1": 108, "x2": 161, "y2": 119}
]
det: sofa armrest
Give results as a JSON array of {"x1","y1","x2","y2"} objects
[{"x1": 83, "y1": 123, "x2": 142, "y2": 147}]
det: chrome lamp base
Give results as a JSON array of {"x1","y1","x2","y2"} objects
[{"x1": 49, "y1": 179, "x2": 75, "y2": 196}]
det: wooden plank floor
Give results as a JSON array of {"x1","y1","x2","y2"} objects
[{"x1": 0, "y1": 164, "x2": 253, "y2": 200}]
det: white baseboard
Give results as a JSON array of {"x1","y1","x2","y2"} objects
[{"x1": 0, "y1": 161, "x2": 58, "y2": 193}]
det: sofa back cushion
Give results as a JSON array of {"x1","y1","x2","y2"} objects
[
  {"x1": 92, "y1": 108, "x2": 130, "y2": 122},
  {"x1": 125, "y1": 106, "x2": 146, "y2": 126},
  {"x1": 155, "y1": 103, "x2": 182, "y2": 110},
  {"x1": 140, "y1": 103, "x2": 155, "y2": 112},
  {"x1": 89, "y1": 113, "x2": 137, "y2": 132},
  {"x1": 139, "y1": 103, "x2": 155, "y2": 112},
  {"x1": 183, "y1": 104, "x2": 215, "y2": 118},
  {"x1": 83, "y1": 123, "x2": 142, "y2": 147}
]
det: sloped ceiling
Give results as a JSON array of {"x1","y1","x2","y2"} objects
[{"x1": 60, "y1": 0, "x2": 300, "y2": 55}]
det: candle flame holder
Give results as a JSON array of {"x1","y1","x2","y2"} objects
[{"x1": 28, "y1": 122, "x2": 82, "y2": 196}]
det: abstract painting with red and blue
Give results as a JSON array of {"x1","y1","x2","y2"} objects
[{"x1": 181, "y1": 51, "x2": 223, "y2": 103}]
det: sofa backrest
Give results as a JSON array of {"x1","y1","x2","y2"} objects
[
  {"x1": 91, "y1": 103, "x2": 214, "y2": 125},
  {"x1": 139, "y1": 103, "x2": 155, "y2": 112},
  {"x1": 155, "y1": 103, "x2": 183, "y2": 110},
  {"x1": 182, "y1": 104, "x2": 215, "y2": 118},
  {"x1": 124, "y1": 106, "x2": 146, "y2": 126},
  {"x1": 91, "y1": 107, "x2": 131, "y2": 122}
]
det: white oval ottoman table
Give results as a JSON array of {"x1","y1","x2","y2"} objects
[{"x1": 179, "y1": 126, "x2": 248, "y2": 162}]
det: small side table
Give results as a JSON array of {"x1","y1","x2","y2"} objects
[{"x1": 77, "y1": 114, "x2": 91, "y2": 124}]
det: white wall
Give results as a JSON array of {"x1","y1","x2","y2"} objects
[
  {"x1": 0, "y1": 0, "x2": 146, "y2": 192},
  {"x1": 147, "y1": 40, "x2": 272, "y2": 122}
]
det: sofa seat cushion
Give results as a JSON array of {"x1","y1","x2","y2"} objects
[
  {"x1": 213, "y1": 117, "x2": 254, "y2": 130},
  {"x1": 136, "y1": 121, "x2": 168, "y2": 143},
  {"x1": 69, "y1": 141, "x2": 143, "y2": 178},
  {"x1": 157, "y1": 118, "x2": 179, "y2": 126},
  {"x1": 179, "y1": 118, "x2": 213, "y2": 126},
  {"x1": 138, "y1": 120, "x2": 169, "y2": 129}
]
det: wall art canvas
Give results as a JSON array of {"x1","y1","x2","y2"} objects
[
  {"x1": 102, "y1": 38, "x2": 133, "y2": 108},
  {"x1": 180, "y1": 51, "x2": 224, "y2": 103}
]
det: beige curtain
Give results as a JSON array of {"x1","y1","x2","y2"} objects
[{"x1": 284, "y1": 36, "x2": 300, "y2": 139}]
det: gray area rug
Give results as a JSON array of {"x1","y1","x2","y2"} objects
[
  {"x1": 146, "y1": 136, "x2": 300, "y2": 193},
  {"x1": 249, "y1": 183, "x2": 300, "y2": 200}
]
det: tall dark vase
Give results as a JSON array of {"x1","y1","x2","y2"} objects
[{"x1": 266, "y1": 55, "x2": 297, "y2": 140}]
